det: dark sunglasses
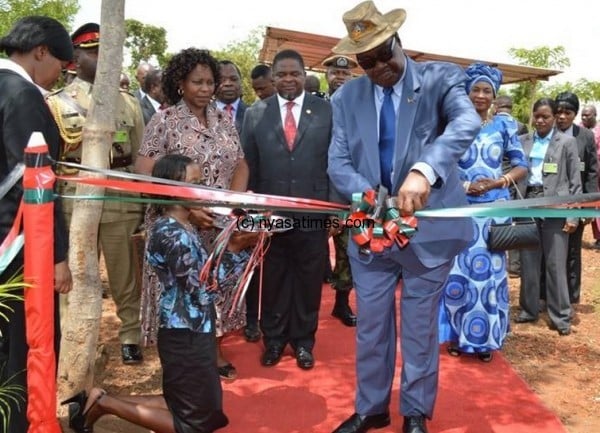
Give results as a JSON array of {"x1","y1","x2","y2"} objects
[{"x1": 356, "y1": 37, "x2": 396, "y2": 70}]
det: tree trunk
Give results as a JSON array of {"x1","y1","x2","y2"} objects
[{"x1": 57, "y1": 0, "x2": 126, "y2": 403}]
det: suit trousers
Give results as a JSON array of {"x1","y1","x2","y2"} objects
[
  {"x1": 348, "y1": 242, "x2": 452, "y2": 419},
  {"x1": 61, "y1": 211, "x2": 142, "y2": 344},
  {"x1": 260, "y1": 229, "x2": 328, "y2": 351},
  {"x1": 520, "y1": 218, "x2": 571, "y2": 330},
  {"x1": 566, "y1": 223, "x2": 584, "y2": 303}
]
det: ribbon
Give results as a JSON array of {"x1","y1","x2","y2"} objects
[{"x1": 348, "y1": 189, "x2": 417, "y2": 253}]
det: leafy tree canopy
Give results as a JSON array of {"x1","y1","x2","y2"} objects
[
  {"x1": 506, "y1": 46, "x2": 600, "y2": 125},
  {"x1": 211, "y1": 27, "x2": 263, "y2": 105},
  {"x1": 124, "y1": 18, "x2": 167, "y2": 69},
  {"x1": 0, "y1": 0, "x2": 79, "y2": 37}
]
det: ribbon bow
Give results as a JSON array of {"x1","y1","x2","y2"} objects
[{"x1": 348, "y1": 188, "x2": 418, "y2": 254}]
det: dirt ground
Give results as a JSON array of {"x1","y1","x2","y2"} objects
[{"x1": 69, "y1": 228, "x2": 600, "y2": 433}]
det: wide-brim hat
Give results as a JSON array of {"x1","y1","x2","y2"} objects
[
  {"x1": 333, "y1": 1, "x2": 406, "y2": 55},
  {"x1": 322, "y1": 54, "x2": 358, "y2": 69}
]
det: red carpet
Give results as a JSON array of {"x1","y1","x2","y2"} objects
[{"x1": 219, "y1": 286, "x2": 567, "y2": 433}]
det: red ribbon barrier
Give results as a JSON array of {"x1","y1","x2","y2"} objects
[{"x1": 23, "y1": 132, "x2": 61, "y2": 433}]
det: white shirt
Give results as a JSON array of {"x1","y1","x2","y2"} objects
[
  {"x1": 147, "y1": 94, "x2": 161, "y2": 112},
  {"x1": 372, "y1": 59, "x2": 436, "y2": 186},
  {"x1": 216, "y1": 98, "x2": 241, "y2": 118},
  {"x1": 0, "y1": 58, "x2": 47, "y2": 95},
  {"x1": 277, "y1": 92, "x2": 305, "y2": 127}
]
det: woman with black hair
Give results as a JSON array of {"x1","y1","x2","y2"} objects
[
  {"x1": 0, "y1": 15, "x2": 73, "y2": 432},
  {"x1": 64, "y1": 154, "x2": 228, "y2": 433},
  {"x1": 134, "y1": 48, "x2": 254, "y2": 380}
]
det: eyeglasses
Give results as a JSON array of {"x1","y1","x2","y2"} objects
[{"x1": 356, "y1": 37, "x2": 396, "y2": 70}]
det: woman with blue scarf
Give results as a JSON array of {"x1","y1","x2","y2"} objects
[{"x1": 438, "y1": 63, "x2": 528, "y2": 361}]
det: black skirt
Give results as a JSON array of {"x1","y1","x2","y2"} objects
[{"x1": 157, "y1": 326, "x2": 228, "y2": 433}]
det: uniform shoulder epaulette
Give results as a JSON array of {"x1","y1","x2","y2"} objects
[
  {"x1": 119, "y1": 88, "x2": 135, "y2": 98},
  {"x1": 45, "y1": 87, "x2": 65, "y2": 98}
]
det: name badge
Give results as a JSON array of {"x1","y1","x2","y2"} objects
[
  {"x1": 543, "y1": 162, "x2": 558, "y2": 174},
  {"x1": 113, "y1": 130, "x2": 129, "y2": 143},
  {"x1": 579, "y1": 161, "x2": 586, "y2": 172}
]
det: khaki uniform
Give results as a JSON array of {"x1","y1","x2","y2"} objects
[{"x1": 47, "y1": 77, "x2": 144, "y2": 344}]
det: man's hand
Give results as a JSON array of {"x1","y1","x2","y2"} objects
[
  {"x1": 563, "y1": 221, "x2": 579, "y2": 234},
  {"x1": 54, "y1": 260, "x2": 72, "y2": 294},
  {"x1": 397, "y1": 171, "x2": 431, "y2": 215}
]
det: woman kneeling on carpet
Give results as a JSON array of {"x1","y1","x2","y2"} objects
[{"x1": 62, "y1": 154, "x2": 228, "y2": 433}]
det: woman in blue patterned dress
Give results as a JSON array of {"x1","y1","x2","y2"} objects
[
  {"x1": 438, "y1": 63, "x2": 528, "y2": 362},
  {"x1": 72, "y1": 155, "x2": 229, "y2": 433}
]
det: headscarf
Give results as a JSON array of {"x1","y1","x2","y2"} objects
[{"x1": 464, "y1": 63, "x2": 503, "y2": 96}]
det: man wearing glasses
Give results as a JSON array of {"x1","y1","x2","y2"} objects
[{"x1": 327, "y1": 2, "x2": 480, "y2": 433}]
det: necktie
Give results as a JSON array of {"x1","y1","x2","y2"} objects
[
  {"x1": 379, "y1": 87, "x2": 395, "y2": 192},
  {"x1": 284, "y1": 101, "x2": 297, "y2": 151},
  {"x1": 224, "y1": 103, "x2": 234, "y2": 118}
]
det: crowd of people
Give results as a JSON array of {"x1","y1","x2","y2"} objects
[{"x1": 1, "y1": 1, "x2": 599, "y2": 433}]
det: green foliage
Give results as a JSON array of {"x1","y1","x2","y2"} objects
[
  {"x1": 124, "y1": 18, "x2": 168, "y2": 88},
  {"x1": 507, "y1": 46, "x2": 600, "y2": 125},
  {"x1": 0, "y1": 272, "x2": 25, "y2": 323},
  {"x1": 211, "y1": 27, "x2": 264, "y2": 105},
  {"x1": 0, "y1": 0, "x2": 79, "y2": 36}
]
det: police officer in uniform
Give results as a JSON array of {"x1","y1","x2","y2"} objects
[
  {"x1": 47, "y1": 23, "x2": 145, "y2": 364},
  {"x1": 322, "y1": 54, "x2": 359, "y2": 327}
]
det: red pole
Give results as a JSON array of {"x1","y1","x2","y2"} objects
[{"x1": 22, "y1": 132, "x2": 61, "y2": 433}]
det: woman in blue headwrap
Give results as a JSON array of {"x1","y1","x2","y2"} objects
[{"x1": 438, "y1": 63, "x2": 528, "y2": 361}]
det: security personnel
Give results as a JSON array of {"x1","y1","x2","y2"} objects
[
  {"x1": 322, "y1": 54, "x2": 359, "y2": 327},
  {"x1": 322, "y1": 54, "x2": 358, "y2": 97},
  {"x1": 47, "y1": 23, "x2": 145, "y2": 364}
]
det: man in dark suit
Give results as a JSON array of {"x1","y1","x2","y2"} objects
[
  {"x1": 0, "y1": 16, "x2": 73, "y2": 432},
  {"x1": 215, "y1": 60, "x2": 247, "y2": 134},
  {"x1": 241, "y1": 49, "x2": 332, "y2": 371},
  {"x1": 133, "y1": 61, "x2": 154, "y2": 102},
  {"x1": 327, "y1": 2, "x2": 479, "y2": 433},
  {"x1": 140, "y1": 68, "x2": 163, "y2": 125},
  {"x1": 555, "y1": 92, "x2": 599, "y2": 304}
]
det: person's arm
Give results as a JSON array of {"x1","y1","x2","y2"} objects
[
  {"x1": 230, "y1": 158, "x2": 249, "y2": 192},
  {"x1": 565, "y1": 135, "x2": 583, "y2": 232},
  {"x1": 584, "y1": 130, "x2": 599, "y2": 193},
  {"x1": 240, "y1": 106, "x2": 259, "y2": 192}
]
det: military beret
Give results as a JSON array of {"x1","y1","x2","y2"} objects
[
  {"x1": 71, "y1": 22, "x2": 100, "y2": 49},
  {"x1": 0, "y1": 16, "x2": 73, "y2": 61},
  {"x1": 322, "y1": 55, "x2": 358, "y2": 69}
]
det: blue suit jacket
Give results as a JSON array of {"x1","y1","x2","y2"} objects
[{"x1": 328, "y1": 58, "x2": 480, "y2": 268}]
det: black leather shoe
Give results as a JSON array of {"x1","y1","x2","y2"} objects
[
  {"x1": 332, "y1": 306, "x2": 357, "y2": 327},
  {"x1": 558, "y1": 328, "x2": 571, "y2": 336},
  {"x1": 514, "y1": 315, "x2": 537, "y2": 324},
  {"x1": 244, "y1": 324, "x2": 261, "y2": 342},
  {"x1": 403, "y1": 415, "x2": 428, "y2": 433},
  {"x1": 332, "y1": 412, "x2": 390, "y2": 433},
  {"x1": 121, "y1": 344, "x2": 143, "y2": 365},
  {"x1": 295, "y1": 347, "x2": 314, "y2": 370},
  {"x1": 261, "y1": 345, "x2": 284, "y2": 367}
]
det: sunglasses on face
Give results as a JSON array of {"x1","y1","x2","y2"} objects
[{"x1": 356, "y1": 37, "x2": 396, "y2": 70}]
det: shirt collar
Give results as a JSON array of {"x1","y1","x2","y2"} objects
[
  {"x1": 277, "y1": 91, "x2": 305, "y2": 109},
  {"x1": 216, "y1": 98, "x2": 240, "y2": 112},
  {"x1": 534, "y1": 128, "x2": 555, "y2": 143},
  {"x1": 0, "y1": 58, "x2": 48, "y2": 95},
  {"x1": 560, "y1": 124, "x2": 574, "y2": 137}
]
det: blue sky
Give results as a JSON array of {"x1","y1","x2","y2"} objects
[{"x1": 74, "y1": 0, "x2": 599, "y2": 84}]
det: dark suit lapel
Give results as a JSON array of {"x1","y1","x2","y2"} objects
[
  {"x1": 293, "y1": 95, "x2": 315, "y2": 149},
  {"x1": 265, "y1": 96, "x2": 287, "y2": 150}
]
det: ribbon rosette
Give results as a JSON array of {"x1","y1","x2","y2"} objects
[{"x1": 347, "y1": 189, "x2": 417, "y2": 253}]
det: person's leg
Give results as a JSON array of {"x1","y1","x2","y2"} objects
[
  {"x1": 348, "y1": 247, "x2": 402, "y2": 415},
  {"x1": 566, "y1": 223, "x2": 584, "y2": 303},
  {"x1": 400, "y1": 259, "x2": 452, "y2": 419},
  {"x1": 331, "y1": 230, "x2": 357, "y2": 326},
  {"x1": 99, "y1": 217, "x2": 143, "y2": 361},
  {"x1": 84, "y1": 388, "x2": 176, "y2": 433}
]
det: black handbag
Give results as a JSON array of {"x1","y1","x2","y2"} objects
[{"x1": 488, "y1": 219, "x2": 540, "y2": 251}]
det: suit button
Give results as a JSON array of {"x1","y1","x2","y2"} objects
[
  {"x1": 291, "y1": 179, "x2": 296, "y2": 184},
  {"x1": 290, "y1": 157, "x2": 295, "y2": 161}
]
